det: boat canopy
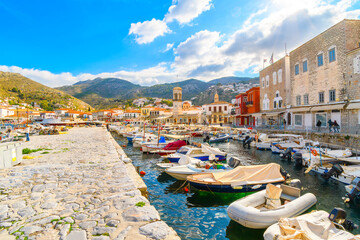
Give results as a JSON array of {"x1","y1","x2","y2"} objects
[
  {"x1": 212, "y1": 163, "x2": 284, "y2": 187},
  {"x1": 163, "y1": 140, "x2": 186, "y2": 150},
  {"x1": 201, "y1": 144, "x2": 224, "y2": 155}
]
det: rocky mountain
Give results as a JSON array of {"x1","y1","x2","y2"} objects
[
  {"x1": 57, "y1": 76, "x2": 259, "y2": 109},
  {"x1": 0, "y1": 71, "x2": 92, "y2": 111}
]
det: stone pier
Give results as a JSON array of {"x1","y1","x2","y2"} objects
[{"x1": 0, "y1": 127, "x2": 179, "y2": 240}]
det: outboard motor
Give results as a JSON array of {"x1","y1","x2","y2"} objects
[
  {"x1": 292, "y1": 152, "x2": 303, "y2": 167},
  {"x1": 346, "y1": 177, "x2": 360, "y2": 203},
  {"x1": 228, "y1": 157, "x2": 241, "y2": 168},
  {"x1": 243, "y1": 137, "x2": 253, "y2": 148},
  {"x1": 203, "y1": 135, "x2": 210, "y2": 142},
  {"x1": 321, "y1": 164, "x2": 343, "y2": 179},
  {"x1": 280, "y1": 147, "x2": 293, "y2": 161},
  {"x1": 280, "y1": 167, "x2": 290, "y2": 180},
  {"x1": 329, "y1": 208, "x2": 358, "y2": 231}
]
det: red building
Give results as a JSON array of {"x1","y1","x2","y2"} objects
[{"x1": 235, "y1": 87, "x2": 260, "y2": 126}]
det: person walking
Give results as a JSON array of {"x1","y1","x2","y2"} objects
[
  {"x1": 333, "y1": 120, "x2": 340, "y2": 133},
  {"x1": 327, "y1": 119, "x2": 333, "y2": 133},
  {"x1": 25, "y1": 125, "x2": 30, "y2": 142},
  {"x1": 316, "y1": 120, "x2": 322, "y2": 132},
  {"x1": 283, "y1": 119, "x2": 286, "y2": 130}
]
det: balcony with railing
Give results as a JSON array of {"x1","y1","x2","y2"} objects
[{"x1": 245, "y1": 101, "x2": 253, "y2": 106}]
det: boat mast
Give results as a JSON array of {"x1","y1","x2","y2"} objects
[{"x1": 157, "y1": 122, "x2": 160, "y2": 146}]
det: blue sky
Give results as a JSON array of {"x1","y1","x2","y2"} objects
[{"x1": 0, "y1": 0, "x2": 359, "y2": 87}]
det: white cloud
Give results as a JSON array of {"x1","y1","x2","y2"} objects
[
  {"x1": 163, "y1": 43, "x2": 174, "y2": 52},
  {"x1": 129, "y1": 0, "x2": 213, "y2": 44},
  {"x1": 129, "y1": 18, "x2": 171, "y2": 44},
  {"x1": 164, "y1": 0, "x2": 212, "y2": 24}
]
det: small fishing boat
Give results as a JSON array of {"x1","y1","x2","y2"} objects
[
  {"x1": 263, "y1": 209, "x2": 359, "y2": 240},
  {"x1": 146, "y1": 140, "x2": 187, "y2": 155},
  {"x1": 166, "y1": 145, "x2": 227, "y2": 163},
  {"x1": 209, "y1": 134, "x2": 231, "y2": 143},
  {"x1": 187, "y1": 163, "x2": 287, "y2": 193},
  {"x1": 227, "y1": 184, "x2": 317, "y2": 229},
  {"x1": 164, "y1": 156, "x2": 241, "y2": 180}
]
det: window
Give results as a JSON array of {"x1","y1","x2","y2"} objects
[
  {"x1": 303, "y1": 94, "x2": 309, "y2": 105},
  {"x1": 262, "y1": 77, "x2": 265, "y2": 88},
  {"x1": 263, "y1": 94, "x2": 269, "y2": 110},
  {"x1": 214, "y1": 106, "x2": 217, "y2": 112},
  {"x1": 224, "y1": 106, "x2": 227, "y2": 111},
  {"x1": 294, "y1": 115, "x2": 303, "y2": 126},
  {"x1": 319, "y1": 92, "x2": 324, "y2": 103},
  {"x1": 278, "y1": 69, "x2": 282, "y2": 83},
  {"x1": 209, "y1": 107, "x2": 211, "y2": 111},
  {"x1": 296, "y1": 95, "x2": 301, "y2": 106},
  {"x1": 273, "y1": 72, "x2": 277, "y2": 85},
  {"x1": 278, "y1": 100, "x2": 282, "y2": 108},
  {"x1": 295, "y1": 64, "x2": 299, "y2": 75},
  {"x1": 316, "y1": 113, "x2": 327, "y2": 127},
  {"x1": 273, "y1": 101, "x2": 277, "y2": 109},
  {"x1": 266, "y1": 75, "x2": 269, "y2": 87},
  {"x1": 219, "y1": 106, "x2": 222, "y2": 112},
  {"x1": 317, "y1": 53, "x2": 323, "y2": 67},
  {"x1": 329, "y1": 90, "x2": 336, "y2": 102},
  {"x1": 303, "y1": 60, "x2": 308, "y2": 72},
  {"x1": 329, "y1": 48, "x2": 336, "y2": 63}
]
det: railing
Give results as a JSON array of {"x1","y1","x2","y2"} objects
[{"x1": 245, "y1": 101, "x2": 253, "y2": 106}]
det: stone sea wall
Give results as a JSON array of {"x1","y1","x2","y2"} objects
[{"x1": 0, "y1": 127, "x2": 179, "y2": 240}]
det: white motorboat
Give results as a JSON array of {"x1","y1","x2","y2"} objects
[
  {"x1": 264, "y1": 210, "x2": 358, "y2": 240},
  {"x1": 227, "y1": 184, "x2": 317, "y2": 229},
  {"x1": 164, "y1": 155, "x2": 239, "y2": 180},
  {"x1": 311, "y1": 164, "x2": 360, "y2": 185}
]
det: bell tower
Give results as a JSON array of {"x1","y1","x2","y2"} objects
[
  {"x1": 214, "y1": 91, "x2": 219, "y2": 102},
  {"x1": 173, "y1": 87, "x2": 182, "y2": 118}
]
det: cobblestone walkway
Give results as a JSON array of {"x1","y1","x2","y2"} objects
[{"x1": 0, "y1": 127, "x2": 179, "y2": 240}]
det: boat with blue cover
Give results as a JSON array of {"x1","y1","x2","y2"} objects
[{"x1": 165, "y1": 145, "x2": 227, "y2": 163}]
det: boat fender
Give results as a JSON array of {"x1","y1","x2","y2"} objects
[
  {"x1": 311, "y1": 149, "x2": 318, "y2": 156},
  {"x1": 140, "y1": 171, "x2": 146, "y2": 177}
]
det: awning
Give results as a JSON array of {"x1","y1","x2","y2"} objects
[
  {"x1": 155, "y1": 116, "x2": 171, "y2": 120},
  {"x1": 261, "y1": 111, "x2": 285, "y2": 117},
  {"x1": 311, "y1": 104, "x2": 345, "y2": 112},
  {"x1": 346, "y1": 102, "x2": 360, "y2": 110},
  {"x1": 289, "y1": 107, "x2": 311, "y2": 113}
]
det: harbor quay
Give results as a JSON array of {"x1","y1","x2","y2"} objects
[{"x1": 0, "y1": 127, "x2": 179, "y2": 240}]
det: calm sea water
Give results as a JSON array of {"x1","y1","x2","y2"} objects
[{"x1": 114, "y1": 135, "x2": 360, "y2": 240}]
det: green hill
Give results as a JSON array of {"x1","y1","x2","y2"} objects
[
  {"x1": 0, "y1": 71, "x2": 92, "y2": 111},
  {"x1": 57, "y1": 76, "x2": 259, "y2": 109}
]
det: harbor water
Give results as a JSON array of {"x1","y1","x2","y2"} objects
[{"x1": 114, "y1": 135, "x2": 360, "y2": 240}]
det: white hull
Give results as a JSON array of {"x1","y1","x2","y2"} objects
[{"x1": 227, "y1": 190, "x2": 317, "y2": 229}]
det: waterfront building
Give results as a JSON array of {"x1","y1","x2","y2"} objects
[
  {"x1": 289, "y1": 19, "x2": 360, "y2": 131},
  {"x1": 234, "y1": 87, "x2": 261, "y2": 126},
  {"x1": 234, "y1": 93, "x2": 247, "y2": 126},
  {"x1": 258, "y1": 19, "x2": 360, "y2": 132},
  {"x1": 202, "y1": 92, "x2": 232, "y2": 125},
  {"x1": 259, "y1": 56, "x2": 290, "y2": 127}
]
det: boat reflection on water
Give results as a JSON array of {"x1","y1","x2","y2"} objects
[
  {"x1": 186, "y1": 191, "x2": 253, "y2": 208},
  {"x1": 226, "y1": 220, "x2": 264, "y2": 240}
]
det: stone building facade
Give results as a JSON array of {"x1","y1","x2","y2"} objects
[{"x1": 288, "y1": 19, "x2": 360, "y2": 131}]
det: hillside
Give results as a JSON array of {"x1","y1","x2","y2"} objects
[
  {"x1": 57, "y1": 76, "x2": 259, "y2": 109},
  {"x1": 0, "y1": 71, "x2": 92, "y2": 111}
]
